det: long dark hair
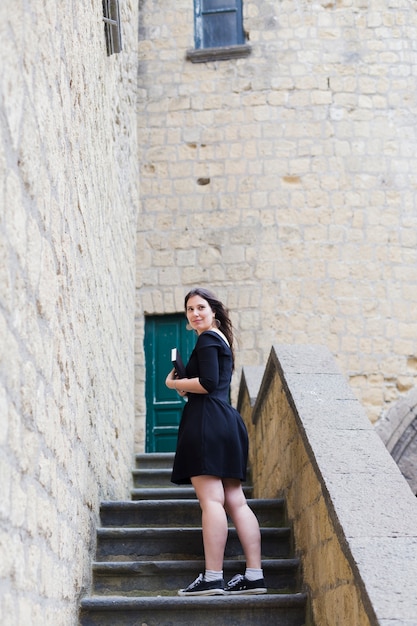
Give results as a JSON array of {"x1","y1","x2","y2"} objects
[{"x1": 184, "y1": 287, "x2": 235, "y2": 367}]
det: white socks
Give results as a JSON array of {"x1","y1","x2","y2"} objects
[
  {"x1": 204, "y1": 568, "x2": 264, "y2": 582},
  {"x1": 245, "y1": 567, "x2": 264, "y2": 581},
  {"x1": 204, "y1": 569, "x2": 223, "y2": 582}
]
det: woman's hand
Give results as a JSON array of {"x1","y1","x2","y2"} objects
[
  {"x1": 165, "y1": 368, "x2": 187, "y2": 396},
  {"x1": 165, "y1": 368, "x2": 176, "y2": 389}
]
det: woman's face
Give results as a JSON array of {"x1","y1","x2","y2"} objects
[{"x1": 186, "y1": 295, "x2": 215, "y2": 335}]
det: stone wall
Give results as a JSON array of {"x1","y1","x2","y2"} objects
[
  {"x1": 136, "y1": 0, "x2": 417, "y2": 448},
  {"x1": 375, "y1": 386, "x2": 417, "y2": 494},
  {"x1": 0, "y1": 2, "x2": 138, "y2": 624},
  {"x1": 238, "y1": 344, "x2": 417, "y2": 625}
]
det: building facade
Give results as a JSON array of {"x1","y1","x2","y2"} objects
[
  {"x1": 136, "y1": 0, "x2": 417, "y2": 450},
  {"x1": 0, "y1": 2, "x2": 138, "y2": 624},
  {"x1": 2, "y1": 0, "x2": 417, "y2": 623}
]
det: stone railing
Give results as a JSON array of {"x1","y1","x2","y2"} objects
[{"x1": 237, "y1": 344, "x2": 417, "y2": 626}]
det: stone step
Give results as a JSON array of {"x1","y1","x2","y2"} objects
[
  {"x1": 130, "y1": 485, "x2": 253, "y2": 500},
  {"x1": 132, "y1": 468, "x2": 175, "y2": 488},
  {"x1": 132, "y1": 467, "x2": 253, "y2": 489},
  {"x1": 99, "y1": 498, "x2": 286, "y2": 528},
  {"x1": 91, "y1": 558, "x2": 301, "y2": 595},
  {"x1": 95, "y1": 527, "x2": 292, "y2": 561},
  {"x1": 135, "y1": 452, "x2": 175, "y2": 469},
  {"x1": 80, "y1": 453, "x2": 308, "y2": 625},
  {"x1": 79, "y1": 593, "x2": 308, "y2": 626}
]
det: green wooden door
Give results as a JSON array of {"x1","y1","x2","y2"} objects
[{"x1": 144, "y1": 314, "x2": 195, "y2": 452}]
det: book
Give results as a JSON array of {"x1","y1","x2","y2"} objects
[{"x1": 171, "y1": 347, "x2": 187, "y2": 379}]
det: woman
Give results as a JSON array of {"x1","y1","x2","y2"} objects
[{"x1": 165, "y1": 287, "x2": 266, "y2": 596}]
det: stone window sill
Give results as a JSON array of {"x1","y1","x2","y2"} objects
[{"x1": 186, "y1": 44, "x2": 251, "y2": 63}]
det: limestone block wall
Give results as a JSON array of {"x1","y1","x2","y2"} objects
[
  {"x1": 136, "y1": 0, "x2": 417, "y2": 448},
  {"x1": 238, "y1": 344, "x2": 417, "y2": 625},
  {"x1": 0, "y1": 2, "x2": 138, "y2": 625}
]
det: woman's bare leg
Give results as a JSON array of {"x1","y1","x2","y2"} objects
[
  {"x1": 191, "y1": 475, "x2": 228, "y2": 571},
  {"x1": 223, "y1": 478, "x2": 262, "y2": 569}
]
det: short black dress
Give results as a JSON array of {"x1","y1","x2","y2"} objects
[{"x1": 171, "y1": 330, "x2": 249, "y2": 485}]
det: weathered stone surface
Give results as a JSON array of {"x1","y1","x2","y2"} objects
[
  {"x1": 271, "y1": 344, "x2": 342, "y2": 375},
  {"x1": 240, "y1": 366, "x2": 265, "y2": 407},
  {"x1": 306, "y1": 429, "x2": 402, "y2": 476},
  {"x1": 325, "y1": 470, "x2": 416, "y2": 537},
  {"x1": 239, "y1": 344, "x2": 417, "y2": 626},
  {"x1": 375, "y1": 386, "x2": 417, "y2": 494},
  {"x1": 285, "y1": 373, "x2": 359, "y2": 403},
  {"x1": 295, "y1": 398, "x2": 373, "y2": 431},
  {"x1": 349, "y1": 538, "x2": 417, "y2": 622},
  {"x1": 0, "y1": 2, "x2": 138, "y2": 624},
  {"x1": 376, "y1": 387, "x2": 417, "y2": 450},
  {"x1": 136, "y1": 0, "x2": 417, "y2": 435}
]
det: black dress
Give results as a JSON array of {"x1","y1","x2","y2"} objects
[{"x1": 171, "y1": 330, "x2": 249, "y2": 485}]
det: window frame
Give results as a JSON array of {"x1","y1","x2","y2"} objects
[
  {"x1": 103, "y1": 0, "x2": 123, "y2": 56},
  {"x1": 187, "y1": 0, "x2": 251, "y2": 63},
  {"x1": 195, "y1": 0, "x2": 244, "y2": 50}
]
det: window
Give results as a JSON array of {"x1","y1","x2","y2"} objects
[
  {"x1": 187, "y1": 0, "x2": 251, "y2": 63},
  {"x1": 103, "y1": 0, "x2": 122, "y2": 55},
  {"x1": 195, "y1": 0, "x2": 244, "y2": 49}
]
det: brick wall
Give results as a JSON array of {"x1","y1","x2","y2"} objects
[
  {"x1": 0, "y1": 2, "x2": 138, "y2": 624},
  {"x1": 136, "y1": 0, "x2": 417, "y2": 448}
]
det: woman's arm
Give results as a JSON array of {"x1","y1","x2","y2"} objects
[
  {"x1": 165, "y1": 368, "x2": 208, "y2": 396},
  {"x1": 165, "y1": 337, "x2": 220, "y2": 396}
]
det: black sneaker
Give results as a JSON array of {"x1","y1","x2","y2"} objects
[
  {"x1": 225, "y1": 573, "x2": 267, "y2": 595},
  {"x1": 178, "y1": 573, "x2": 226, "y2": 596}
]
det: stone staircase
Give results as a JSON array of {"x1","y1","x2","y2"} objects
[{"x1": 79, "y1": 453, "x2": 309, "y2": 625}]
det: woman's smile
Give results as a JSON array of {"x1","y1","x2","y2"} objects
[{"x1": 186, "y1": 295, "x2": 215, "y2": 335}]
